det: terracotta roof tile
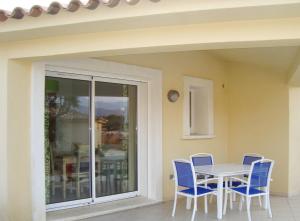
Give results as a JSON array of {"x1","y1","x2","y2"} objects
[{"x1": 0, "y1": 0, "x2": 160, "y2": 22}]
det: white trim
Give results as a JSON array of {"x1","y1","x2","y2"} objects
[
  {"x1": 46, "y1": 70, "x2": 92, "y2": 81},
  {"x1": 137, "y1": 82, "x2": 148, "y2": 197},
  {"x1": 31, "y1": 62, "x2": 47, "y2": 221},
  {"x1": 91, "y1": 79, "x2": 96, "y2": 201},
  {"x1": 47, "y1": 199, "x2": 92, "y2": 212},
  {"x1": 93, "y1": 191, "x2": 138, "y2": 204},
  {"x1": 31, "y1": 59, "x2": 162, "y2": 221},
  {"x1": 183, "y1": 76, "x2": 214, "y2": 140},
  {"x1": 182, "y1": 135, "x2": 216, "y2": 140}
]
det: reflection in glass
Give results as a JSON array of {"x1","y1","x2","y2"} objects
[
  {"x1": 95, "y1": 82, "x2": 137, "y2": 197},
  {"x1": 44, "y1": 75, "x2": 91, "y2": 204}
]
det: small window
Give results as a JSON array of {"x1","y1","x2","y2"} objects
[{"x1": 183, "y1": 76, "x2": 214, "y2": 139}]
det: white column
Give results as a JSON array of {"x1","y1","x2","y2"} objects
[
  {"x1": 0, "y1": 56, "x2": 8, "y2": 221},
  {"x1": 31, "y1": 62, "x2": 47, "y2": 221}
]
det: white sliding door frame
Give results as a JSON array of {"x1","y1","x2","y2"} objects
[
  {"x1": 45, "y1": 71, "x2": 93, "y2": 211},
  {"x1": 31, "y1": 59, "x2": 162, "y2": 221},
  {"x1": 92, "y1": 75, "x2": 143, "y2": 205}
]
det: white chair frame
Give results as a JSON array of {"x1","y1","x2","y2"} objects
[
  {"x1": 172, "y1": 159, "x2": 217, "y2": 221},
  {"x1": 230, "y1": 153, "x2": 264, "y2": 204},
  {"x1": 224, "y1": 159, "x2": 274, "y2": 221},
  {"x1": 190, "y1": 153, "x2": 215, "y2": 208}
]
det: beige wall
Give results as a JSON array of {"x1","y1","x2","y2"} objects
[
  {"x1": 7, "y1": 60, "x2": 32, "y2": 221},
  {"x1": 0, "y1": 56, "x2": 8, "y2": 221},
  {"x1": 227, "y1": 63, "x2": 290, "y2": 195},
  {"x1": 101, "y1": 51, "x2": 229, "y2": 200},
  {"x1": 289, "y1": 87, "x2": 300, "y2": 196}
]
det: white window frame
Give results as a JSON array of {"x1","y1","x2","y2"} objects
[
  {"x1": 182, "y1": 76, "x2": 215, "y2": 139},
  {"x1": 30, "y1": 59, "x2": 162, "y2": 221}
]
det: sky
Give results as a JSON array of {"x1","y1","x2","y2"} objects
[{"x1": 0, "y1": 0, "x2": 89, "y2": 11}]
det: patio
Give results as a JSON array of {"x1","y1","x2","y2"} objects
[
  {"x1": 83, "y1": 196, "x2": 300, "y2": 221},
  {"x1": 1, "y1": 1, "x2": 300, "y2": 221}
]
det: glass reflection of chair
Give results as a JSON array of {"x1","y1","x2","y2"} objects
[
  {"x1": 72, "y1": 144, "x2": 90, "y2": 199},
  {"x1": 97, "y1": 158, "x2": 128, "y2": 196},
  {"x1": 49, "y1": 144, "x2": 63, "y2": 198},
  {"x1": 98, "y1": 160, "x2": 114, "y2": 195},
  {"x1": 115, "y1": 160, "x2": 128, "y2": 193}
]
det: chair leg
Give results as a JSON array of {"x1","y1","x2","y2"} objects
[
  {"x1": 239, "y1": 195, "x2": 243, "y2": 211},
  {"x1": 223, "y1": 190, "x2": 228, "y2": 215},
  {"x1": 191, "y1": 197, "x2": 197, "y2": 221},
  {"x1": 204, "y1": 181, "x2": 208, "y2": 214},
  {"x1": 204, "y1": 195, "x2": 208, "y2": 214},
  {"x1": 186, "y1": 197, "x2": 192, "y2": 210},
  {"x1": 172, "y1": 193, "x2": 178, "y2": 217},
  {"x1": 229, "y1": 190, "x2": 233, "y2": 210},
  {"x1": 258, "y1": 195, "x2": 262, "y2": 208},
  {"x1": 209, "y1": 194, "x2": 213, "y2": 203},
  {"x1": 267, "y1": 194, "x2": 272, "y2": 218},
  {"x1": 233, "y1": 192, "x2": 236, "y2": 201},
  {"x1": 246, "y1": 197, "x2": 252, "y2": 221},
  {"x1": 229, "y1": 179, "x2": 233, "y2": 210}
]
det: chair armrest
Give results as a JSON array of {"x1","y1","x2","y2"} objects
[
  {"x1": 230, "y1": 177, "x2": 248, "y2": 184},
  {"x1": 197, "y1": 178, "x2": 218, "y2": 185}
]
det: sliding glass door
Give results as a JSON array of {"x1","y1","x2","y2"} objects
[
  {"x1": 44, "y1": 72, "x2": 138, "y2": 209},
  {"x1": 94, "y1": 80, "x2": 137, "y2": 198},
  {"x1": 45, "y1": 75, "x2": 92, "y2": 206}
]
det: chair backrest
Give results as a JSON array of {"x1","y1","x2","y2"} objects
[
  {"x1": 75, "y1": 144, "x2": 90, "y2": 173},
  {"x1": 247, "y1": 159, "x2": 274, "y2": 193},
  {"x1": 190, "y1": 153, "x2": 214, "y2": 166},
  {"x1": 243, "y1": 153, "x2": 264, "y2": 165},
  {"x1": 173, "y1": 159, "x2": 196, "y2": 189}
]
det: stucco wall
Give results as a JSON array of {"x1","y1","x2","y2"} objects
[
  {"x1": 101, "y1": 51, "x2": 229, "y2": 200},
  {"x1": 104, "y1": 52, "x2": 292, "y2": 197},
  {"x1": 0, "y1": 56, "x2": 8, "y2": 221},
  {"x1": 7, "y1": 60, "x2": 32, "y2": 221},
  {"x1": 289, "y1": 87, "x2": 300, "y2": 196},
  {"x1": 228, "y1": 63, "x2": 290, "y2": 195},
  {"x1": 1, "y1": 51, "x2": 294, "y2": 221}
]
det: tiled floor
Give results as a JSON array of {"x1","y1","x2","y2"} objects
[{"x1": 83, "y1": 196, "x2": 300, "y2": 221}]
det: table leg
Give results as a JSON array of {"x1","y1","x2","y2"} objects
[{"x1": 217, "y1": 176, "x2": 224, "y2": 220}]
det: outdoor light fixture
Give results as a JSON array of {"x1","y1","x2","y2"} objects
[{"x1": 167, "y1": 90, "x2": 180, "y2": 102}]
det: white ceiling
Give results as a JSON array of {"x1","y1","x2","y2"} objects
[{"x1": 211, "y1": 46, "x2": 300, "y2": 73}]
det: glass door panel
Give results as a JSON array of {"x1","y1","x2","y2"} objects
[
  {"x1": 94, "y1": 81, "x2": 138, "y2": 197},
  {"x1": 45, "y1": 75, "x2": 92, "y2": 205}
]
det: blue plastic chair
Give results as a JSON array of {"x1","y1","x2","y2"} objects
[
  {"x1": 243, "y1": 154, "x2": 264, "y2": 165},
  {"x1": 224, "y1": 159, "x2": 274, "y2": 221},
  {"x1": 190, "y1": 153, "x2": 216, "y2": 188},
  {"x1": 231, "y1": 154, "x2": 264, "y2": 187},
  {"x1": 172, "y1": 159, "x2": 216, "y2": 221},
  {"x1": 225, "y1": 154, "x2": 264, "y2": 212},
  {"x1": 190, "y1": 153, "x2": 220, "y2": 209}
]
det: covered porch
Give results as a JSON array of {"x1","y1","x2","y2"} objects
[{"x1": 1, "y1": 1, "x2": 300, "y2": 221}]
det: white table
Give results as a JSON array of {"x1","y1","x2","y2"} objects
[{"x1": 194, "y1": 164, "x2": 251, "y2": 220}]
